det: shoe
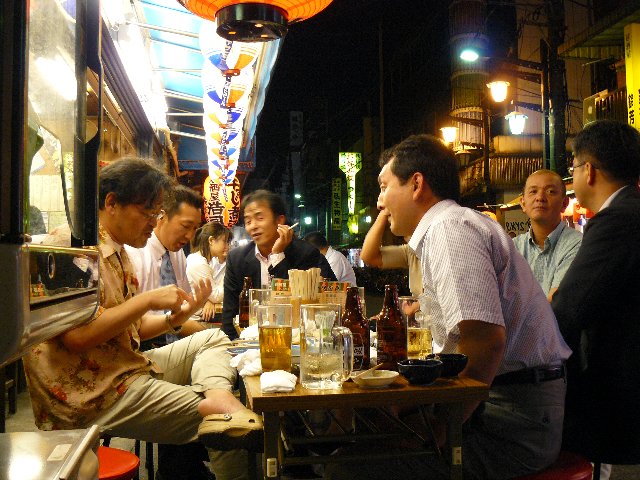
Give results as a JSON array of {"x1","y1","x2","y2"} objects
[{"x1": 198, "y1": 409, "x2": 264, "y2": 452}]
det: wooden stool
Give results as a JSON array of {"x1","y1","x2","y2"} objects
[
  {"x1": 98, "y1": 446, "x2": 140, "y2": 480},
  {"x1": 514, "y1": 451, "x2": 593, "y2": 480}
]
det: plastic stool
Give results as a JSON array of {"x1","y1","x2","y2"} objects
[
  {"x1": 514, "y1": 451, "x2": 593, "y2": 480},
  {"x1": 98, "y1": 446, "x2": 140, "y2": 480}
]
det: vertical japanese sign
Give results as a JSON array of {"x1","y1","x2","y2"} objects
[
  {"x1": 624, "y1": 24, "x2": 640, "y2": 130},
  {"x1": 338, "y1": 152, "x2": 362, "y2": 214},
  {"x1": 331, "y1": 178, "x2": 342, "y2": 231}
]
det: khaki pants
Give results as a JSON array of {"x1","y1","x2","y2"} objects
[{"x1": 93, "y1": 329, "x2": 249, "y2": 480}]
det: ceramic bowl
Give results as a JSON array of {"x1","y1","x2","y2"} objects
[
  {"x1": 397, "y1": 359, "x2": 443, "y2": 385},
  {"x1": 352, "y1": 370, "x2": 399, "y2": 389},
  {"x1": 426, "y1": 353, "x2": 468, "y2": 377}
]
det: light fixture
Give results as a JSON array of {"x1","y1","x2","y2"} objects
[
  {"x1": 487, "y1": 81, "x2": 510, "y2": 103},
  {"x1": 304, "y1": 216, "x2": 312, "y2": 225},
  {"x1": 440, "y1": 126, "x2": 458, "y2": 144},
  {"x1": 294, "y1": 193, "x2": 301, "y2": 199},
  {"x1": 459, "y1": 48, "x2": 479, "y2": 62},
  {"x1": 177, "y1": 1, "x2": 333, "y2": 42},
  {"x1": 364, "y1": 215, "x2": 372, "y2": 223},
  {"x1": 505, "y1": 111, "x2": 528, "y2": 135}
]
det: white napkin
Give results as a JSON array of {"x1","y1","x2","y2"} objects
[
  {"x1": 239, "y1": 324, "x2": 259, "y2": 340},
  {"x1": 260, "y1": 370, "x2": 298, "y2": 393},
  {"x1": 230, "y1": 349, "x2": 262, "y2": 377}
]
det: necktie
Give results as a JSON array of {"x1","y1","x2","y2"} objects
[{"x1": 160, "y1": 250, "x2": 177, "y2": 287}]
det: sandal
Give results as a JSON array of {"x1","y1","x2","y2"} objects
[{"x1": 198, "y1": 409, "x2": 264, "y2": 452}]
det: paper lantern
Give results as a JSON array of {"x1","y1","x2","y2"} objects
[
  {"x1": 202, "y1": 62, "x2": 253, "y2": 108},
  {"x1": 203, "y1": 99, "x2": 247, "y2": 129},
  {"x1": 203, "y1": 176, "x2": 241, "y2": 227},
  {"x1": 178, "y1": 0, "x2": 333, "y2": 42},
  {"x1": 200, "y1": 21, "x2": 261, "y2": 75}
]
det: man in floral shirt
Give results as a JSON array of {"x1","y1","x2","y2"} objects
[{"x1": 24, "y1": 158, "x2": 262, "y2": 480}]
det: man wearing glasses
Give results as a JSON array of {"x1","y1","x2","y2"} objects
[
  {"x1": 552, "y1": 119, "x2": 640, "y2": 477},
  {"x1": 513, "y1": 169, "x2": 582, "y2": 301}
]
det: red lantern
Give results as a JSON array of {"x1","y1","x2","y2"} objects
[{"x1": 177, "y1": 1, "x2": 333, "y2": 42}]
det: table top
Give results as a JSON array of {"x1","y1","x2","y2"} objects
[{"x1": 243, "y1": 375, "x2": 489, "y2": 412}]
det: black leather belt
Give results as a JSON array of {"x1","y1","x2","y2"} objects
[{"x1": 492, "y1": 364, "x2": 566, "y2": 386}]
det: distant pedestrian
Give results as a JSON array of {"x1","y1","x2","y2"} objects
[{"x1": 303, "y1": 231, "x2": 357, "y2": 286}]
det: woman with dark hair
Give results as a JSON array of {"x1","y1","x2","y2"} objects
[{"x1": 186, "y1": 221, "x2": 231, "y2": 322}]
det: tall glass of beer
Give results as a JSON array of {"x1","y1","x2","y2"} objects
[{"x1": 257, "y1": 303, "x2": 293, "y2": 371}]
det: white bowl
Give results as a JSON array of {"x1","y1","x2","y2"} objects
[{"x1": 352, "y1": 370, "x2": 399, "y2": 389}]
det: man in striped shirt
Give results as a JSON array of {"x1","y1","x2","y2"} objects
[{"x1": 332, "y1": 135, "x2": 572, "y2": 480}]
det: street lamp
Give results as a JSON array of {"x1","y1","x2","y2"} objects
[
  {"x1": 505, "y1": 111, "x2": 528, "y2": 135},
  {"x1": 440, "y1": 126, "x2": 458, "y2": 145}
]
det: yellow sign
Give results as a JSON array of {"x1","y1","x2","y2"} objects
[
  {"x1": 624, "y1": 23, "x2": 640, "y2": 130},
  {"x1": 331, "y1": 178, "x2": 342, "y2": 231},
  {"x1": 338, "y1": 152, "x2": 362, "y2": 214}
]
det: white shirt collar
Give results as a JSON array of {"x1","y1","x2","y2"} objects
[
  {"x1": 599, "y1": 185, "x2": 628, "y2": 212},
  {"x1": 148, "y1": 231, "x2": 168, "y2": 259}
]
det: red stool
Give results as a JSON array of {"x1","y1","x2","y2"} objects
[
  {"x1": 514, "y1": 451, "x2": 592, "y2": 480},
  {"x1": 98, "y1": 446, "x2": 140, "y2": 480}
]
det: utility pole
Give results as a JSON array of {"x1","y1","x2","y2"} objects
[{"x1": 546, "y1": 0, "x2": 568, "y2": 174}]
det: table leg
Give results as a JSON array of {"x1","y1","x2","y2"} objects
[
  {"x1": 262, "y1": 412, "x2": 280, "y2": 479},
  {"x1": 446, "y1": 404, "x2": 463, "y2": 480}
]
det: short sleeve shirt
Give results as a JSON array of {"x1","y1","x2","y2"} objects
[
  {"x1": 408, "y1": 200, "x2": 571, "y2": 374},
  {"x1": 23, "y1": 225, "x2": 154, "y2": 430}
]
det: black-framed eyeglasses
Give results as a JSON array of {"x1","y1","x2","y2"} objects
[{"x1": 568, "y1": 162, "x2": 587, "y2": 175}]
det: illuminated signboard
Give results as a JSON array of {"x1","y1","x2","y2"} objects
[
  {"x1": 331, "y1": 178, "x2": 342, "y2": 231},
  {"x1": 625, "y1": 23, "x2": 640, "y2": 131},
  {"x1": 338, "y1": 152, "x2": 361, "y2": 214}
]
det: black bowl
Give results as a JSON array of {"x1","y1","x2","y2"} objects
[
  {"x1": 426, "y1": 353, "x2": 468, "y2": 377},
  {"x1": 397, "y1": 359, "x2": 443, "y2": 385}
]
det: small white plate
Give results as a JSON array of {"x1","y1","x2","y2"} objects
[{"x1": 352, "y1": 370, "x2": 399, "y2": 389}]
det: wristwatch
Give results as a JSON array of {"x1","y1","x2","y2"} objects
[{"x1": 164, "y1": 312, "x2": 182, "y2": 334}]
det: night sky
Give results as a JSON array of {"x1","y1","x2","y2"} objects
[{"x1": 251, "y1": 0, "x2": 453, "y2": 188}]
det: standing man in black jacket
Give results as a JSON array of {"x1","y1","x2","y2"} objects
[
  {"x1": 552, "y1": 120, "x2": 640, "y2": 477},
  {"x1": 222, "y1": 190, "x2": 336, "y2": 339}
]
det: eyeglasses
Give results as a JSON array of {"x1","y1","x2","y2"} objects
[
  {"x1": 140, "y1": 208, "x2": 164, "y2": 222},
  {"x1": 568, "y1": 162, "x2": 587, "y2": 175}
]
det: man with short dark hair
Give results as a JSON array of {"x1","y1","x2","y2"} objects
[
  {"x1": 126, "y1": 184, "x2": 214, "y2": 479},
  {"x1": 303, "y1": 231, "x2": 357, "y2": 285},
  {"x1": 514, "y1": 169, "x2": 582, "y2": 300},
  {"x1": 222, "y1": 189, "x2": 336, "y2": 339},
  {"x1": 552, "y1": 120, "x2": 640, "y2": 472},
  {"x1": 329, "y1": 135, "x2": 571, "y2": 479},
  {"x1": 127, "y1": 184, "x2": 207, "y2": 347}
]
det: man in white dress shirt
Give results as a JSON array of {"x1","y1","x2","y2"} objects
[
  {"x1": 330, "y1": 134, "x2": 571, "y2": 480},
  {"x1": 303, "y1": 231, "x2": 357, "y2": 285},
  {"x1": 125, "y1": 184, "x2": 212, "y2": 480}
]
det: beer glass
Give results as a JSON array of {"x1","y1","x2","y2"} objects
[
  {"x1": 400, "y1": 296, "x2": 432, "y2": 359},
  {"x1": 300, "y1": 304, "x2": 353, "y2": 390},
  {"x1": 249, "y1": 288, "x2": 272, "y2": 326},
  {"x1": 271, "y1": 294, "x2": 302, "y2": 329},
  {"x1": 257, "y1": 304, "x2": 292, "y2": 371}
]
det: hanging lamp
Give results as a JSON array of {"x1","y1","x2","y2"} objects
[{"x1": 177, "y1": 0, "x2": 333, "y2": 41}]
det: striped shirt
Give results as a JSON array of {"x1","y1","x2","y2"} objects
[
  {"x1": 408, "y1": 200, "x2": 571, "y2": 375},
  {"x1": 513, "y1": 222, "x2": 582, "y2": 295}
]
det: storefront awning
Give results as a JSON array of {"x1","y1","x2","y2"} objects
[{"x1": 559, "y1": 0, "x2": 640, "y2": 61}]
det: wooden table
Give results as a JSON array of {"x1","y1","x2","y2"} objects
[{"x1": 243, "y1": 375, "x2": 489, "y2": 479}]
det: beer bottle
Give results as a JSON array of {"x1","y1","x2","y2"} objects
[
  {"x1": 340, "y1": 286, "x2": 370, "y2": 370},
  {"x1": 376, "y1": 284, "x2": 407, "y2": 371},
  {"x1": 238, "y1": 276, "x2": 252, "y2": 328}
]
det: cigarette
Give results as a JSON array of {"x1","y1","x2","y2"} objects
[{"x1": 288, "y1": 222, "x2": 299, "y2": 230}]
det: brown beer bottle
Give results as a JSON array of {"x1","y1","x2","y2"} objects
[
  {"x1": 238, "y1": 276, "x2": 252, "y2": 328},
  {"x1": 376, "y1": 284, "x2": 407, "y2": 371},
  {"x1": 340, "y1": 286, "x2": 370, "y2": 370}
]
